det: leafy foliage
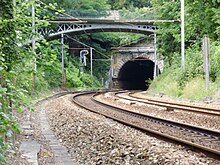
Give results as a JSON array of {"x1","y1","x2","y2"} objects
[
  {"x1": 119, "y1": 7, "x2": 156, "y2": 20},
  {"x1": 149, "y1": 0, "x2": 220, "y2": 98},
  {"x1": 0, "y1": 0, "x2": 22, "y2": 163},
  {"x1": 1, "y1": 0, "x2": 219, "y2": 162},
  {"x1": 0, "y1": 0, "x2": 101, "y2": 163},
  {"x1": 44, "y1": 0, "x2": 110, "y2": 17},
  {"x1": 152, "y1": 0, "x2": 220, "y2": 62},
  {"x1": 78, "y1": 32, "x2": 145, "y2": 81},
  {"x1": 107, "y1": 0, "x2": 151, "y2": 9},
  {"x1": 210, "y1": 42, "x2": 220, "y2": 82}
]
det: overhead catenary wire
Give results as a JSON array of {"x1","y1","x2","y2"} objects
[
  {"x1": 113, "y1": 35, "x2": 153, "y2": 49},
  {"x1": 64, "y1": 34, "x2": 110, "y2": 60}
]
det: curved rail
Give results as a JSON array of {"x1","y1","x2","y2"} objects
[
  {"x1": 114, "y1": 91, "x2": 220, "y2": 116},
  {"x1": 72, "y1": 91, "x2": 220, "y2": 158}
]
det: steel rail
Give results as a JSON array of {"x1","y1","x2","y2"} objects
[
  {"x1": 130, "y1": 92, "x2": 220, "y2": 112},
  {"x1": 72, "y1": 91, "x2": 220, "y2": 158},
  {"x1": 113, "y1": 91, "x2": 220, "y2": 116}
]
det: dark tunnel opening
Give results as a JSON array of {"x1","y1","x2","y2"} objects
[{"x1": 118, "y1": 57, "x2": 159, "y2": 90}]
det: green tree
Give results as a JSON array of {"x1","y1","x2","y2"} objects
[
  {"x1": 152, "y1": 0, "x2": 180, "y2": 66},
  {"x1": 44, "y1": 0, "x2": 110, "y2": 16},
  {"x1": 0, "y1": 0, "x2": 52, "y2": 163},
  {"x1": 126, "y1": 0, "x2": 151, "y2": 8},
  {"x1": 0, "y1": 0, "x2": 22, "y2": 163},
  {"x1": 107, "y1": 0, "x2": 127, "y2": 9},
  {"x1": 185, "y1": 0, "x2": 220, "y2": 41},
  {"x1": 150, "y1": 0, "x2": 220, "y2": 94},
  {"x1": 108, "y1": 0, "x2": 151, "y2": 9},
  {"x1": 152, "y1": 0, "x2": 220, "y2": 65}
]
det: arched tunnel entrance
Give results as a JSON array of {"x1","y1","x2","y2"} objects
[{"x1": 118, "y1": 57, "x2": 159, "y2": 90}]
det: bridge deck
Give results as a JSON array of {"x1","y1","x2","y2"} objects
[{"x1": 50, "y1": 18, "x2": 180, "y2": 25}]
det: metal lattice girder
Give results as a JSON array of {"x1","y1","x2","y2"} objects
[
  {"x1": 38, "y1": 18, "x2": 181, "y2": 38},
  {"x1": 52, "y1": 23, "x2": 156, "y2": 37},
  {"x1": 39, "y1": 19, "x2": 158, "y2": 38}
]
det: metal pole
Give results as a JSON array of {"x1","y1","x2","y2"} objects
[
  {"x1": 32, "y1": 1, "x2": 36, "y2": 95},
  {"x1": 181, "y1": 0, "x2": 185, "y2": 73},
  {"x1": 153, "y1": 33, "x2": 157, "y2": 79},
  {"x1": 61, "y1": 33, "x2": 65, "y2": 86},
  {"x1": 90, "y1": 47, "x2": 93, "y2": 76}
]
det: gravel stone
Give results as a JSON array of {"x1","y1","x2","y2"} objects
[
  {"x1": 44, "y1": 94, "x2": 219, "y2": 165},
  {"x1": 98, "y1": 92, "x2": 220, "y2": 132}
]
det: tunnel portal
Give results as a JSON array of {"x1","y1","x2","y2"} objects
[{"x1": 117, "y1": 57, "x2": 156, "y2": 90}]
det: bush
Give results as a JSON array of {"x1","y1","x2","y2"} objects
[
  {"x1": 149, "y1": 41, "x2": 220, "y2": 100},
  {"x1": 210, "y1": 42, "x2": 220, "y2": 82},
  {"x1": 182, "y1": 76, "x2": 220, "y2": 100},
  {"x1": 41, "y1": 62, "x2": 62, "y2": 88},
  {"x1": 65, "y1": 62, "x2": 101, "y2": 89},
  {"x1": 80, "y1": 74, "x2": 101, "y2": 87},
  {"x1": 66, "y1": 76, "x2": 83, "y2": 88},
  {"x1": 148, "y1": 68, "x2": 182, "y2": 97},
  {"x1": 36, "y1": 74, "x2": 50, "y2": 93}
]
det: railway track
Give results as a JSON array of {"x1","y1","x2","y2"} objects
[
  {"x1": 73, "y1": 91, "x2": 220, "y2": 158},
  {"x1": 114, "y1": 91, "x2": 220, "y2": 116}
]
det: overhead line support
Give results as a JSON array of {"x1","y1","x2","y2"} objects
[
  {"x1": 32, "y1": 0, "x2": 37, "y2": 95},
  {"x1": 181, "y1": 0, "x2": 185, "y2": 73}
]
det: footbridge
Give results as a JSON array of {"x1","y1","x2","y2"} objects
[
  {"x1": 38, "y1": 7, "x2": 180, "y2": 38},
  {"x1": 37, "y1": 13, "x2": 177, "y2": 90},
  {"x1": 40, "y1": 18, "x2": 160, "y2": 39}
]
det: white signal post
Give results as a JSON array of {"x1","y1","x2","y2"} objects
[{"x1": 90, "y1": 47, "x2": 93, "y2": 76}]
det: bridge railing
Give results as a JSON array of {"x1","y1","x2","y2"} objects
[
  {"x1": 119, "y1": 8, "x2": 156, "y2": 20},
  {"x1": 60, "y1": 9, "x2": 157, "y2": 20}
]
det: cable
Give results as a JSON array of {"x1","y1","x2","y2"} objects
[
  {"x1": 64, "y1": 34, "x2": 110, "y2": 59},
  {"x1": 65, "y1": 35, "x2": 90, "y2": 48},
  {"x1": 114, "y1": 35, "x2": 151, "y2": 48}
]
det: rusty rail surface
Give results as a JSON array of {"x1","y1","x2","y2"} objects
[
  {"x1": 113, "y1": 91, "x2": 220, "y2": 116},
  {"x1": 72, "y1": 91, "x2": 220, "y2": 158}
]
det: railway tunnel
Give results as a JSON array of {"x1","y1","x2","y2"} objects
[{"x1": 117, "y1": 57, "x2": 159, "y2": 90}]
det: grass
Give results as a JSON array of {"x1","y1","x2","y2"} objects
[
  {"x1": 148, "y1": 68, "x2": 182, "y2": 97},
  {"x1": 148, "y1": 70, "x2": 220, "y2": 101},
  {"x1": 182, "y1": 77, "x2": 215, "y2": 100}
]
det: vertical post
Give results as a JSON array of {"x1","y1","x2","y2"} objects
[
  {"x1": 13, "y1": 0, "x2": 16, "y2": 16},
  {"x1": 101, "y1": 78, "x2": 104, "y2": 87},
  {"x1": 90, "y1": 47, "x2": 93, "y2": 76},
  {"x1": 203, "y1": 35, "x2": 210, "y2": 91},
  {"x1": 32, "y1": 0, "x2": 36, "y2": 95},
  {"x1": 13, "y1": 0, "x2": 17, "y2": 144},
  {"x1": 61, "y1": 33, "x2": 65, "y2": 86},
  {"x1": 111, "y1": 55, "x2": 114, "y2": 78},
  {"x1": 153, "y1": 33, "x2": 157, "y2": 79},
  {"x1": 181, "y1": 0, "x2": 185, "y2": 73},
  {"x1": 79, "y1": 51, "x2": 83, "y2": 74}
]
